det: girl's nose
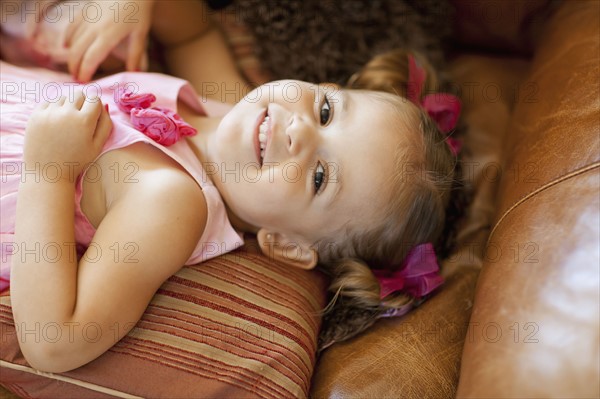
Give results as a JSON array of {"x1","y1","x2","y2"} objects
[{"x1": 285, "y1": 112, "x2": 317, "y2": 157}]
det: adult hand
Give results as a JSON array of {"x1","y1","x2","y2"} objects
[{"x1": 65, "y1": 0, "x2": 154, "y2": 82}]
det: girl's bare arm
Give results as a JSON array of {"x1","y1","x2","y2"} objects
[
  {"x1": 11, "y1": 94, "x2": 207, "y2": 372},
  {"x1": 151, "y1": 0, "x2": 252, "y2": 103},
  {"x1": 13, "y1": 166, "x2": 207, "y2": 372}
]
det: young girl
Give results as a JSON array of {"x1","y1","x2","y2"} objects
[{"x1": 1, "y1": 1, "x2": 463, "y2": 371}]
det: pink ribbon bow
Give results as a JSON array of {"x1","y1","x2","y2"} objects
[
  {"x1": 116, "y1": 89, "x2": 197, "y2": 146},
  {"x1": 373, "y1": 242, "x2": 443, "y2": 300},
  {"x1": 407, "y1": 55, "x2": 462, "y2": 156}
]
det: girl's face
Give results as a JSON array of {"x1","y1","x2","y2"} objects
[{"x1": 207, "y1": 80, "x2": 416, "y2": 253}]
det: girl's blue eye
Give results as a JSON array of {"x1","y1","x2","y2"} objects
[
  {"x1": 314, "y1": 162, "x2": 326, "y2": 194},
  {"x1": 320, "y1": 95, "x2": 331, "y2": 125}
]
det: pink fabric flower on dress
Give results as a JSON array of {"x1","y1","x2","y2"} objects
[
  {"x1": 116, "y1": 89, "x2": 197, "y2": 146},
  {"x1": 153, "y1": 107, "x2": 198, "y2": 138},
  {"x1": 116, "y1": 91, "x2": 156, "y2": 113},
  {"x1": 130, "y1": 108, "x2": 181, "y2": 146}
]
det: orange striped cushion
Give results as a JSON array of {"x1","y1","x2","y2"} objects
[{"x1": 0, "y1": 240, "x2": 328, "y2": 398}]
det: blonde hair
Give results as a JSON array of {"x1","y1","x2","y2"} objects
[{"x1": 317, "y1": 49, "x2": 460, "y2": 350}]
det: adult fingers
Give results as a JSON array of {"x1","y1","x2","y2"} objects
[
  {"x1": 77, "y1": 34, "x2": 124, "y2": 82},
  {"x1": 126, "y1": 32, "x2": 148, "y2": 72},
  {"x1": 67, "y1": 30, "x2": 95, "y2": 80},
  {"x1": 63, "y1": 18, "x2": 83, "y2": 48}
]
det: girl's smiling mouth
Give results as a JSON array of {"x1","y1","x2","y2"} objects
[
  {"x1": 254, "y1": 109, "x2": 271, "y2": 166},
  {"x1": 258, "y1": 115, "x2": 270, "y2": 161}
]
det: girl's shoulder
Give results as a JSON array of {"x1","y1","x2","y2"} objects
[{"x1": 82, "y1": 141, "x2": 207, "y2": 241}]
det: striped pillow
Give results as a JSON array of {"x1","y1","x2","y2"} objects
[{"x1": 0, "y1": 240, "x2": 328, "y2": 398}]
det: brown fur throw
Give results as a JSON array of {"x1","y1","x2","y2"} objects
[{"x1": 232, "y1": 0, "x2": 454, "y2": 85}]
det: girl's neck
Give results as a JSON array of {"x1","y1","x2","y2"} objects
[
  {"x1": 180, "y1": 104, "x2": 259, "y2": 235},
  {"x1": 177, "y1": 99, "x2": 217, "y2": 163}
]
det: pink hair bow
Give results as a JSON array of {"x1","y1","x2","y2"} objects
[
  {"x1": 116, "y1": 89, "x2": 197, "y2": 146},
  {"x1": 373, "y1": 242, "x2": 443, "y2": 300},
  {"x1": 407, "y1": 55, "x2": 462, "y2": 156}
]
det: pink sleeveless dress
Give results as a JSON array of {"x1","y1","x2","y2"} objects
[{"x1": 0, "y1": 61, "x2": 244, "y2": 292}]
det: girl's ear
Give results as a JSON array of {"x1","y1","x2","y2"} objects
[{"x1": 256, "y1": 229, "x2": 318, "y2": 270}]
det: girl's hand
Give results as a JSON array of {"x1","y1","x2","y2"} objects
[
  {"x1": 24, "y1": 92, "x2": 112, "y2": 183},
  {"x1": 65, "y1": 0, "x2": 154, "y2": 82}
]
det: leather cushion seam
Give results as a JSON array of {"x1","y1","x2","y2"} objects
[{"x1": 487, "y1": 161, "x2": 600, "y2": 245}]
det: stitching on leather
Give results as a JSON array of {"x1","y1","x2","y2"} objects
[{"x1": 487, "y1": 161, "x2": 600, "y2": 245}]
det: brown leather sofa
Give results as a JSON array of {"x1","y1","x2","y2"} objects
[{"x1": 311, "y1": 1, "x2": 600, "y2": 398}]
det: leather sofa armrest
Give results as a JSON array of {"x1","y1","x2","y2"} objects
[{"x1": 457, "y1": 1, "x2": 600, "y2": 397}]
